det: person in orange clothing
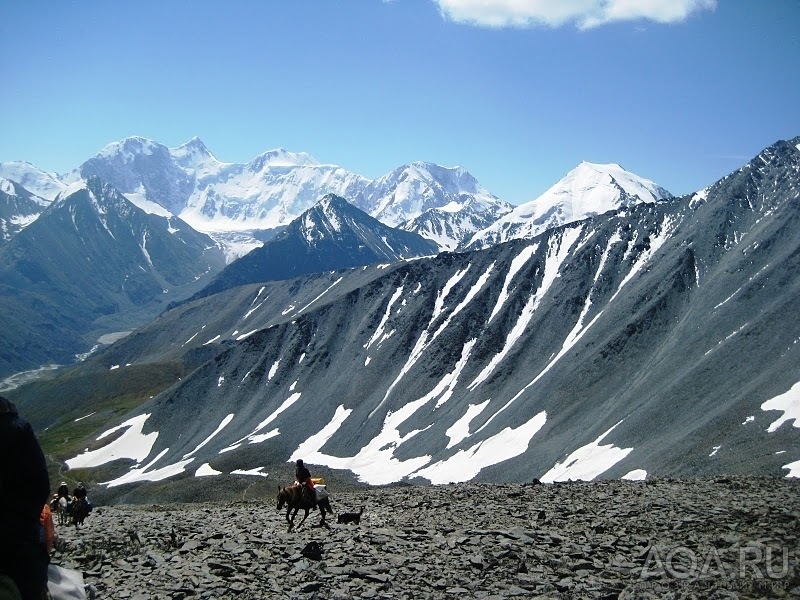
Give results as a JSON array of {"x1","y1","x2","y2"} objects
[{"x1": 39, "y1": 503, "x2": 55, "y2": 554}]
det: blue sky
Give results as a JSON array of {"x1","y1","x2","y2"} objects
[{"x1": 1, "y1": 0, "x2": 798, "y2": 204}]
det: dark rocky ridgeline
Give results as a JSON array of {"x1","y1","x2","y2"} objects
[{"x1": 51, "y1": 478, "x2": 799, "y2": 599}]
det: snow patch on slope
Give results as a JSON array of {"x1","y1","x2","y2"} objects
[
  {"x1": 66, "y1": 414, "x2": 157, "y2": 469},
  {"x1": 762, "y1": 381, "x2": 800, "y2": 433},
  {"x1": 541, "y1": 421, "x2": 633, "y2": 482}
]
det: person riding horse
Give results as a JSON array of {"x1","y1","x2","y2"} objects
[
  {"x1": 72, "y1": 482, "x2": 87, "y2": 501},
  {"x1": 69, "y1": 482, "x2": 90, "y2": 527},
  {"x1": 294, "y1": 459, "x2": 316, "y2": 507},
  {"x1": 57, "y1": 482, "x2": 70, "y2": 500}
]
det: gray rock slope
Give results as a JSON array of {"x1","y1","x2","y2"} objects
[
  {"x1": 0, "y1": 177, "x2": 226, "y2": 377},
  {"x1": 35, "y1": 137, "x2": 800, "y2": 489}
]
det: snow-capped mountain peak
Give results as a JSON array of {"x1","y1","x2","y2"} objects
[
  {"x1": 0, "y1": 161, "x2": 66, "y2": 201},
  {"x1": 169, "y1": 137, "x2": 228, "y2": 180},
  {"x1": 174, "y1": 136, "x2": 211, "y2": 153},
  {"x1": 301, "y1": 194, "x2": 350, "y2": 239},
  {"x1": 171, "y1": 137, "x2": 217, "y2": 162},
  {"x1": 247, "y1": 148, "x2": 320, "y2": 171},
  {"x1": 564, "y1": 161, "x2": 669, "y2": 212},
  {"x1": 466, "y1": 161, "x2": 672, "y2": 250},
  {"x1": 97, "y1": 136, "x2": 162, "y2": 161},
  {"x1": 363, "y1": 161, "x2": 506, "y2": 228}
]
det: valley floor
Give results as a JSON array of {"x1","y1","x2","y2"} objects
[{"x1": 52, "y1": 477, "x2": 799, "y2": 599}]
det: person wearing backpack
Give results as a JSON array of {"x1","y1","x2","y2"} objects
[{"x1": 0, "y1": 396, "x2": 50, "y2": 600}]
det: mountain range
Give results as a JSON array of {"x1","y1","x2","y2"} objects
[
  {"x1": 0, "y1": 137, "x2": 516, "y2": 256},
  {"x1": 7, "y1": 135, "x2": 799, "y2": 500},
  {"x1": 0, "y1": 136, "x2": 671, "y2": 256},
  {"x1": 0, "y1": 137, "x2": 669, "y2": 378}
]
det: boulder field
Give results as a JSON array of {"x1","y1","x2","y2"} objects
[{"x1": 52, "y1": 478, "x2": 799, "y2": 599}]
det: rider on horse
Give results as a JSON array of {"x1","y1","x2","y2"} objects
[
  {"x1": 73, "y1": 482, "x2": 87, "y2": 501},
  {"x1": 294, "y1": 459, "x2": 316, "y2": 507},
  {"x1": 57, "y1": 481, "x2": 70, "y2": 500}
]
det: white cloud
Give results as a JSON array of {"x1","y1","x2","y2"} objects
[{"x1": 434, "y1": 0, "x2": 716, "y2": 29}]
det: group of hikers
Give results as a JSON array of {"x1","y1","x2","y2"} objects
[{"x1": 0, "y1": 396, "x2": 91, "y2": 600}]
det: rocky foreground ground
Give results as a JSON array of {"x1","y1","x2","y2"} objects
[{"x1": 52, "y1": 477, "x2": 799, "y2": 599}]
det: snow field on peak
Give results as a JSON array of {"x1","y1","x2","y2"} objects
[
  {"x1": 0, "y1": 178, "x2": 15, "y2": 195},
  {"x1": 0, "y1": 161, "x2": 66, "y2": 200},
  {"x1": 467, "y1": 161, "x2": 670, "y2": 250}
]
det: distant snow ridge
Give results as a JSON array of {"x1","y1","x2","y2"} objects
[
  {"x1": 0, "y1": 137, "x2": 515, "y2": 257},
  {"x1": 80, "y1": 139, "x2": 412, "y2": 232},
  {"x1": 0, "y1": 161, "x2": 67, "y2": 200},
  {"x1": 467, "y1": 161, "x2": 671, "y2": 250},
  {"x1": 0, "y1": 137, "x2": 672, "y2": 259}
]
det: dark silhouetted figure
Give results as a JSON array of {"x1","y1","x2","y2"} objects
[
  {"x1": 0, "y1": 396, "x2": 50, "y2": 600},
  {"x1": 294, "y1": 459, "x2": 316, "y2": 506}
]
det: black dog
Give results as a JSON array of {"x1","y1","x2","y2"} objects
[{"x1": 337, "y1": 506, "x2": 364, "y2": 525}]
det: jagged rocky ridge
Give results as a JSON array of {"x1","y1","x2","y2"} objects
[
  {"x1": 0, "y1": 177, "x2": 48, "y2": 241},
  {"x1": 184, "y1": 194, "x2": 438, "y2": 304},
  {"x1": 40, "y1": 136, "x2": 800, "y2": 492}
]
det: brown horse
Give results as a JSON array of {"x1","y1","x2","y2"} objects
[
  {"x1": 70, "y1": 497, "x2": 89, "y2": 529},
  {"x1": 276, "y1": 485, "x2": 332, "y2": 531}
]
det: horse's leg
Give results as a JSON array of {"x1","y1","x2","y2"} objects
[
  {"x1": 317, "y1": 503, "x2": 331, "y2": 529},
  {"x1": 287, "y1": 507, "x2": 298, "y2": 532},
  {"x1": 297, "y1": 508, "x2": 310, "y2": 529}
]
